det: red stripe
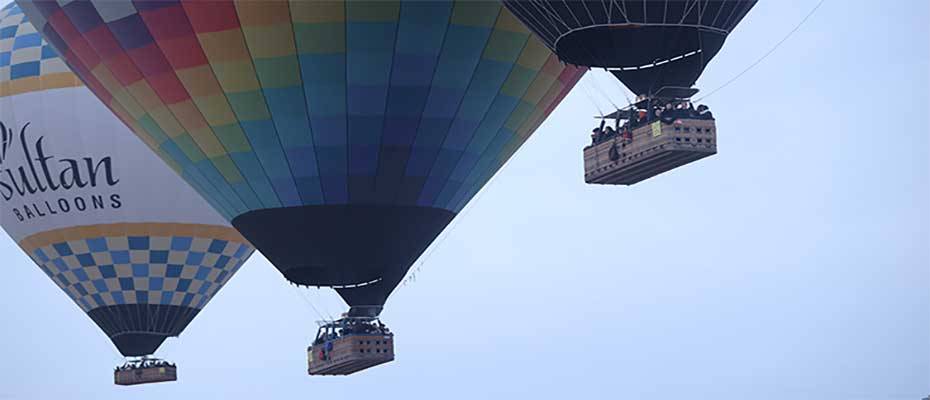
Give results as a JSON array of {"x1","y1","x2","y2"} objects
[{"x1": 181, "y1": 0, "x2": 241, "y2": 34}]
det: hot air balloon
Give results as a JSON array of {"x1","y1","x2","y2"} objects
[
  {"x1": 502, "y1": 0, "x2": 756, "y2": 185},
  {"x1": 0, "y1": 2, "x2": 254, "y2": 385},
  {"x1": 16, "y1": 0, "x2": 584, "y2": 375}
]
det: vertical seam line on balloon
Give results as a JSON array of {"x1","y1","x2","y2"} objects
[
  {"x1": 445, "y1": 57, "x2": 556, "y2": 208},
  {"x1": 69, "y1": 4, "x2": 250, "y2": 217},
  {"x1": 429, "y1": 7, "x2": 535, "y2": 207},
  {"x1": 369, "y1": 1, "x2": 404, "y2": 204},
  {"x1": 709, "y1": 0, "x2": 724, "y2": 27},
  {"x1": 523, "y1": 1, "x2": 561, "y2": 45},
  {"x1": 94, "y1": 14, "x2": 249, "y2": 218},
  {"x1": 231, "y1": 1, "x2": 305, "y2": 208},
  {"x1": 386, "y1": 1, "x2": 455, "y2": 206},
  {"x1": 284, "y1": 1, "x2": 325, "y2": 205},
  {"x1": 66, "y1": 5, "x2": 244, "y2": 216},
  {"x1": 150, "y1": 2, "x2": 269, "y2": 214},
  {"x1": 150, "y1": 9, "x2": 261, "y2": 216},
  {"x1": 452, "y1": 64, "x2": 582, "y2": 211},
  {"x1": 721, "y1": 0, "x2": 741, "y2": 30},
  {"x1": 409, "y1": 3, "x2": 505, "y2": 207},
  {"x1": 443, "y1": 53, "x2": 553, "y2": 211},
  {"x1": 579, "y1": 0, "x2": 596, "y2": 26},
  {"x1": 168, "y1": 1, "x2": 288, "y2": 211},
  {"x1": 343, "y1": 0, "x2": 349, "y2": 203}
]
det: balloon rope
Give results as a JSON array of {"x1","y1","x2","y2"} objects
[
  {"x1": 518, "y1": 0, "x2": 569, "y2": 36},
  {"x1": 399, "y1": 99, "x2": 566, "y2": 289},
  {"x1": 308, "y1": 287, "x2": 337, "y2": 321},
  {"x1": 579, "y1": 78, "x2": 605, "y2": 117},
  {"x1": 397, "y1": 149, "x2": 509, "y2": 289},
  {"x1": 588, "y1": 72, "x2": 621, "y2": 111},
  {"x1": 157, "y1": 332, "x2": 173, "y2": 361},
  {"x1": 102, "y1": 323, "x2": 125, "y2": 364},
  {"x1": 598, "y1": 69, "x2": 634, "y2": 107},
  {"x1": 695, "y1": 0, "x2": 826, "y2": 103},
  {"x1": 290, "y1": 285, "x2": 329, "y2": 323},
  {"x1": 536, "y1": 0, "x2": 578, "y2": 29},
  {"x1": 399, "y1": 213, "x2": 455, "y2": 288}
]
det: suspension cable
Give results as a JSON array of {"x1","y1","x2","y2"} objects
[
  {"x1": 397, "y1": 147, "x2": 512, "y2": 290},
  {"x1": 308, "y1": 287, "x2": 337, "y2": 321},
  {"x1": 588, "y1": 72, "x2": 621, "y2": 111},
  {"x1": 695, "y1": 0, "x2": 826, "y2": 103},
  {"x1": 603, "y1": 70, "x2": 634, "y2": 107},
  {"x1": 290, "y1": 284, "x2": 329, "y2": 323},
  {"x1": 579, "y1": 77, "x2": 606, "y2": 117}
]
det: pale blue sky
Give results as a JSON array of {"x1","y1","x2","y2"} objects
[{"x1": 0, "y1": 0, "x2": 927, "y2": 399}]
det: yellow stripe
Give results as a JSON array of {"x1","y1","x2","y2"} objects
[
  {"x1": 18, "y1": 222, "x2": 250, "y2": 251},
  {"x1": 235, "y1": 0, "x2": 292, "y2": 26},
  {"x1": 289, "y1": 0, "x2": 345, "y2": 24},
  {"x1": 495, "y1": 6, "x2": 529, "y2": 33},
  {"x1": 0, "y1": 72, "x2": 83, "y2": 98}
]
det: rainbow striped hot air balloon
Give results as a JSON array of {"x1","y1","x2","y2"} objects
[
  {"x1": 0, "y1": 2, "x2": 254, "y2": 384},
  {"x1": 16, "y1": 0, "x2": 582, "y2": 323}
]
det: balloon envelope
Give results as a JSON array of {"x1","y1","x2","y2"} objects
[
  {"x1": 502, "y1": 0, "x2": 756, "y2": 95},
  {"x1": 17, "y1": 0, "x2": 584, "y2": 313},
  {"x1": 0, "y1": 2, "x2": 254, "y2": 357}
]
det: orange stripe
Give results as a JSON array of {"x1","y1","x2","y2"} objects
[{"x1": 0, "y1": 72, "x2": 83, "y2": 98}]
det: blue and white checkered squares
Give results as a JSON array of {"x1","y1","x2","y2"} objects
[
  {"x1": 0, "y1": 3, "x2": 67, "y2": 83},
  {"x1": 29, "y1": 234, "x2": 251, "y2": 313}
]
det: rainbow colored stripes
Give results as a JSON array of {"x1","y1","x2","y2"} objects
[{"x1": 19, "y1": 0, "x2": 584, "y2": 219}]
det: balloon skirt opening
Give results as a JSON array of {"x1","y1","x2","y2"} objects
[
  {"x1": 87, "y1": 305, "x2": 201, "y2": 357},
  {"x1": 232, "y1": 204, "x2": 455, "y2": 307}
]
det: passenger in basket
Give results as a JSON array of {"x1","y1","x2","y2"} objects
[
  {"x1": 603, "y1": 125, "x2": 616, "y2": 139},
  {"x1": 696, "y1": 104, "x2": 713, "y2": 120}
]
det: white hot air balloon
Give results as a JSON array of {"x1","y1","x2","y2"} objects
[{"x1": 0, "y1": 2, "x2": 254, "y2": 385}]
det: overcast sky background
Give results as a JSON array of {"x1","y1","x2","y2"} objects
[{"x1": 0, "y1": 0, "x2": 927, "y2": 399}]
